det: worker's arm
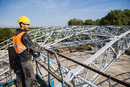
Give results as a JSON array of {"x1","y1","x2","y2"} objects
[{"x1": 21, "y1": 32, "x2": 45, "y2": 53}]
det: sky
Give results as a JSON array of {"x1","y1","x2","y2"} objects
[{"x1": 0, "y1": 0, "x2": 130, "y2": 28}]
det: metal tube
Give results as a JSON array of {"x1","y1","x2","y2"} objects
[
  {"x1": 45, "y1": 49, "x2": 130, "y2": 87},
  {"x1": 47, "y1": 52, "x2": 51, "y2": 86},
  {"x1": 37, "y1": 61, "x2": 72, "y2": 87}
]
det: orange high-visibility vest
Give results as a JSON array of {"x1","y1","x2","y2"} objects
[{"x1": 13, "y1": 32, "x2": 27, "y2": 54}]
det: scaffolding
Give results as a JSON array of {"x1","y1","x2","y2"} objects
[{"x1": 0, "y1": 25, "x2": 130, "y2": 87}]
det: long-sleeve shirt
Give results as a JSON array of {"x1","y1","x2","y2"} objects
[{"x1": 14, "y1": 29, "x2": 44, "y2": 62}]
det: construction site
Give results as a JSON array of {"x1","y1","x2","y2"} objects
[{"x1": 0, "y1": 25, "x2": 130, "y2": 87}]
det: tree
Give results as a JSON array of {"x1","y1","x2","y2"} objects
[
  {"x1": 123, "y1": 9, "x2": 130, "y2": 25},
  {"x1": 95, "y1": 19, "x2": 100, "y2": 25},
  {"x1": 84, "y1": 19, "x2": 95, "y2": 25},
  {"x1": 0, "y1": 28, "x2": 16, "y2": 42},
  {"x1": 100, "y1": 9, "x2": 130, "y2": 25},
  {"x1": 77, "y1": 19, "x2": 84, "y2": 25},
  {"x1": 68, "y1": 18, "x2": 84, "y2": 26},
  {"x1": 68, "y1": 9, "x2": 130, "y2": 25},
  {"x1": 68, "y1": 19, "x2": 73, "y2": 25}
]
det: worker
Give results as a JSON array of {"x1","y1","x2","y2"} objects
[{"x1": 13, "y1": 16, "x2": 45, "y2": 87}]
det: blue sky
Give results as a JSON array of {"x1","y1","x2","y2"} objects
[{"x1": 0, "y1": 0, "x2": 130, "y2": 27}]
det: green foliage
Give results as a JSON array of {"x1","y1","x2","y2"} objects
[
  {"x1": 123, "y1": 9, "x2": 130, "y2": 25},
  {"x1": 95, "y1": 19, "x2": 100, "y2": 25},
  {"x1": 0, "y1": 28, "x2": 16, "y2": 42},
  {"x1": 68, "y1": 18, "x2": 84, "y2": 25},
  {"x1": 84, "y1": 19, "x2": 95, "y2": 25},
  {"x1": 68, "y1": 9, "x2": 130, "y2": 26},
  {"x1": 100, "y1": 10, "x2": 129, "y2": 25}
]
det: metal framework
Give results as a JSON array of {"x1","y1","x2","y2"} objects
[{"x1": 0, "y1": 25, "x2": 130, "y2": 87}]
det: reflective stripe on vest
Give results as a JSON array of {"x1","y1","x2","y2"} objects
[{"x1": 13, "y1": 31, "x2": 27, "y2": 54}]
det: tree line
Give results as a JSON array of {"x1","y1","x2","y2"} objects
[
  {"x1": 0, "y1": 27, "x2": 38, "y2": 43},
  {"x1": 0, "y1": 28, "x2": 16, "y2": 43},
  {"x1": 68, "y1": 9, "x2": 130, "y2": 25}
]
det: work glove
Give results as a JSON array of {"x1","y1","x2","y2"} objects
[
  {"x1": 33, "y1": 51, "x2": 40, "y2": 57},
  {"x1": 29, "y1": 49, "x2": 40, "y2": 57}
]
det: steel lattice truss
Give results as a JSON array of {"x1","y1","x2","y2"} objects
[{"x1": 0, "y1": 25, "x2": 130, "y2": 86}]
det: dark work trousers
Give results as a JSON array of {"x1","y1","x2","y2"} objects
[{"x1": 16, "y1": 60, "x2": 34, "y2": 87}]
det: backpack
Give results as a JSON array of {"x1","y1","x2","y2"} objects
[{"x1": 8, "y1": 46, "x2": 18, "y2": 69}]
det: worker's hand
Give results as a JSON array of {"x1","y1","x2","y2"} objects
[
  {"x1": 44, "y1": 46, "x2": 47, "y2": 49},
  {"x1": 33, "y1": 52, "x2": 40, "y2": 57},
  {"x1": 29, "y1": 49, "x2": 40, "y2": 57}
]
